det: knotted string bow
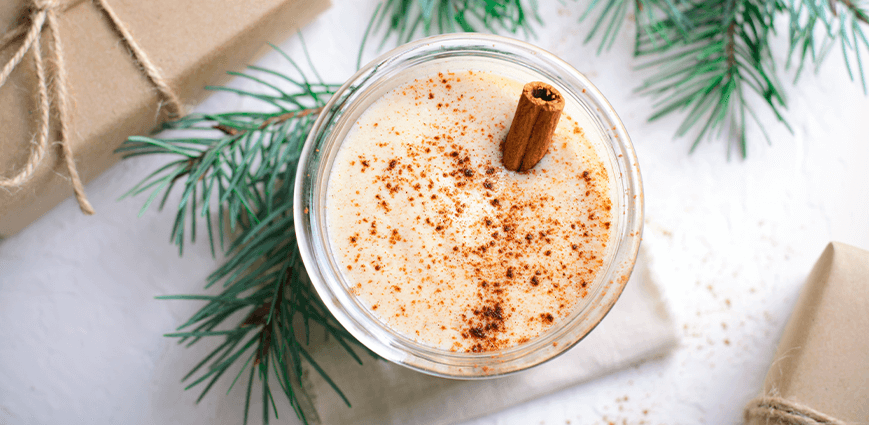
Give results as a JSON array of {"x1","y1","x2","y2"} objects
[{"x1": 0, "y1": 0, "x2": 183, "y2": 214}]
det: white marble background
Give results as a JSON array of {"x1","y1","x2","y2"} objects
[{"x1": 2, "y1": 1, "x2": 868, "y2": 424}]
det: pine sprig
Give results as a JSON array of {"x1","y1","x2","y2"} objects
[
  {"x1": 837, "y1": 0, "x2": 869, "y2": 91},
  {"x1": 365, "y1": 0, "x2": 539, "y2": 50},
  {"x1": 583, "y1": 0, "x2": 869, "y2": 155},
  {"x1": 581, "y1": 0, "x2": 690, "y2": 54},
  {"x1": 636, "y1": 0, "x2": 790, "y2": 157},
  {"x1": 788, "y1": 0, "x2": 869, "y2": 93},
  {"x1": 119, "y1": 46, "x2": 368, "y2": 425}
]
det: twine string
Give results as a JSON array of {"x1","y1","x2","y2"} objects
[
  {"x1": 0, "y1": 5, "x2": 49, "y2": 192},
  {"x1": 744, "y1": 396, "x2": 848, "y2": 425},
  {"x1": 0, "y1": 0, "x2": 184, "y2": 214},
  {"x1": 92, "y1": 0, "x2": 182, "y2": 117},
  {"x1": 44, "y1": 3, "x2": 94, "y2": 213}
]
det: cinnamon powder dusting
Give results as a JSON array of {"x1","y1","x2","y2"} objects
[{"x1": 326, "y1": 70, "x2": 613, "y2": 352}]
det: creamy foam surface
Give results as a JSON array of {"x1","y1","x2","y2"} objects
[{"x1": 326, "y1": 70, "x2": 613, "y2": 352}]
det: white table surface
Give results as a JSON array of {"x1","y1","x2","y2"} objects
[{"x1": 2, "y1": 1, "x2": 868, "y2": 424}]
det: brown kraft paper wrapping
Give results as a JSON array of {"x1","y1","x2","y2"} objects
[
  {"x1": 744, "y1": 242, "x2": 869, "y2": 424},
  {"x1": 0, "y1": 0, "x2": 330, "y2": 238}
]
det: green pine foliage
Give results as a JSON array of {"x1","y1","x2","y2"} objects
[
  {"x1": 636, "y1": 0, "x2": 790, "y2": 157},
  {"x1": 369, "y1": 0, "x2": 539, "y2": 46},
  {"x1": 788, "y1": 0, "x2": 869, "y2": 92},
  {"x1": 119, "y1": 45, "x2": 368, "y2": 425},
  {"x1": 583, "y1": 0, "x2": 869, "y2": 156},
  {"x1": 582, "y1": 0, "x2": 690, "y2": 54},
  {"x1": 357, "y1": 0, "x2": 540, "y2": 67}
]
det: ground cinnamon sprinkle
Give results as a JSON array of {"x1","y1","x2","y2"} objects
[{"x1": 326, "y1": 70, "x2": 613, "y2": 352}]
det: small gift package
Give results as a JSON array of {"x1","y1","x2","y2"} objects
[
  {"x1": 0, "y1": 0, "x2": 330, "y2": 237},
  {"x1": 744, "y1": 242, "x2": 869, "y2": 424}
]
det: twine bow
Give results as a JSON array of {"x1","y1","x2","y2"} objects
[
  {"x1": 0, "y1": 0, "x2": 183, "y2": 214},
  {"x1": 745, "y1": 396, "x2": 848, "y2": 425}
]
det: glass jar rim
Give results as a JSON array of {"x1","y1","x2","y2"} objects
[{"x1": 294, "y1": 33, "x2": 644, "y2": 379}]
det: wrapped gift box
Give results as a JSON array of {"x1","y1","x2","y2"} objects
[
  {"x1": 745, "y1": 242, "x2": 869, "y2": 424},
  {"x1": 0, "y1": 0, "x2": 330, "y2": 237}
]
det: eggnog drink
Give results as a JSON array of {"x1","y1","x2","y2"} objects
[{"x1": 326, "y1": 70, "x2": 614, "y2": 353}]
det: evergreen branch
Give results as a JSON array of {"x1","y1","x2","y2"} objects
[
  {"x1": 581, "y1": 0, "x2": 691, "y2": 54},
  {"x1": 585, "y1": 0, "x2": 868, "y2": 155},
  {"x1": 637, "y1": 0, "x2": 790, "y2": 157},
  {"x1": 363, "y1": 0, "x2": 539, "y2": 54},
  {"x1": 842, "y1": 0, "x2": 869, "y2": 24},
  {"x1": 119, "y1": 46, "x2": 362, "y2": 425},
  {"x1": 789, "y1": 0, "x2": 869, "y2": 92}
]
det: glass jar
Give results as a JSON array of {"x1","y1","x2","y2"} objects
[{"x1": 295, "y1": 33, "x2": 643, "y2": 379}]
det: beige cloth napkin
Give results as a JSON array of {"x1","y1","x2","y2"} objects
[{"x1": 302, "y1": 247, "x2": 677, "y2": 425}]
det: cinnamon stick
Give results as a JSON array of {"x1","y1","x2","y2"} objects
[{"x1": 501, "y1": 81, "x2": 565, "y2": 171}]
